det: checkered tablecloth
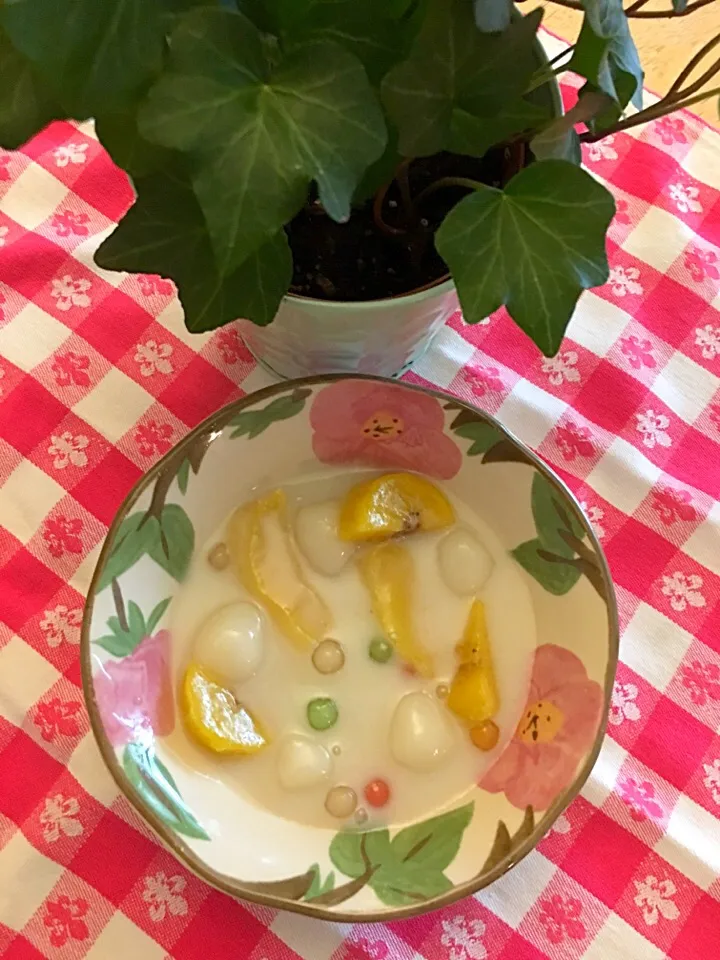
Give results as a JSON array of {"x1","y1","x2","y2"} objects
[{"x1": 2, "y1": 32, "x2": 720, "y2": 958}]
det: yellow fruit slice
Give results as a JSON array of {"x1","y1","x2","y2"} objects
[
  {"x1": 227, "y1": 489, "x2": 331, "y2": 651},
  {"x1": 339, "y1": 472, "x2": 455, "y2": 542},
  {"x1": 181, "y1": 663, "x2": 269, "y2": 755},
  {"x1": 358, "y1": 541, "x2": 435, "y2": 677},
  {"x1": 447, "y1": 600, "x2": 499, "y2": 726}
]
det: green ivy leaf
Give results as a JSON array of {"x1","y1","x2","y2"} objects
[
  {"x1": 146, "y1": 596, "x2": 172, "y2": 635},
  {"x1": 123, "y1": 743, "x2": 210, "y2": 840},
  {"x1": 530, "y1": 126, "x2": 582, "y2": 165},
  {"x1": 287, "y1": 0, "x2": 405, "y2": 84},
  {"x1": 140, "y1": 8, "x2": 386, "y2": 273},
  {"x1": 568, "y1": 0, "x2": 643, "y2": 123},
  {"x1": 98, "y1": 513, "x2": 161, "y2": 592},
  {"x1": 473, "y1": 0, "x2": 512, "y2": 32},
  {"x1": 435, "y1": 159, "x2": 615, "y2": 356},
  {"x1": 329, "y1": 828, "x2": 391, "y2": 878},
  {"x1": 95, "y1": 105, "x2": 175, "y2": 179},
  {"x1": 390, "y1": 802, "x2": 473, "y2": 872},
  {"x1": 512, "y1": 538, "x2": 581, "y2": 595},
  {"x1": 95, "y1": 166, "x2": 292, "y2": 331},
  {"x1": 229, "y1": 389, "x2": 312, "y2": 439},
  {"x1": 1, "y1": 0, "x2": 168, "y2": 115},
  {"x1": 149, "y1": 503, "x2": 195, "y2": 581},
  {"x1": 531, "y1": 472, "x2": 586, "y2": 556},
  {"x1": 451, "y1": 97, "x2": 548, "y2": 161},
  {"x1": 381, "y1": 0, "x2": 542, "y2": 156},
  {"x1": 0, "y1": 27, "x2": 64, "y2": 148},
  {"x1": 353, "y1": 127, "x2": 403, "y2": 204}
]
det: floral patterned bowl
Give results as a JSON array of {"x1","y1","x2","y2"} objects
[{"x1": 81, "y1": 375, "x2": 618, "y2": 921}]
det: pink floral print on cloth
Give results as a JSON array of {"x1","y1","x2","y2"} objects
[
  {"x1": 480, "y1": 644, "x2": 603, "y2": 810},
  {"x1": 94, "y1": 631, "x2": 174, "y2": 746},
  {"x1": 309, "y1": 380, "x2": 462, "y2": 479}
]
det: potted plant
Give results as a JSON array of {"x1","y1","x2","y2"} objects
[{"x1": 1, "y1": 0, "x2": 718, "y2": 378}]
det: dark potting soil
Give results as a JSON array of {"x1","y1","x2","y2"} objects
[{"x1": 287, "y1": 147, "x2": 522, "y2": 302}]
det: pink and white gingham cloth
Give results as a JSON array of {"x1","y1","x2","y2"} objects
[{"x1": 1, "y1": 34, "x2": 720, "y2": 960}]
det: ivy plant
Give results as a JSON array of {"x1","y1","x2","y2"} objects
[{"x1": 1, "y1": 0, "x2": 717, "y2": 355}]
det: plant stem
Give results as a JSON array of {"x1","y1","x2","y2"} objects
[
  {"x1": 541, "y1": 0, "x2": 583, "y2": 10},
  {"x1": 668, "y1": 32, "x2": 720, "y2": 96},
  {"x1": 526, "y1": 63, "x2": 568, "y2": 93},
  {"x1": 547, "y1": 46, "x2": 575, "y2": 68},
  {"x1": 308, "y1": 834, "x2": 378, "y2": 907},
  {"x1": 580, "y1": 84, "x2": 720, "y2": 141},
  {"x1": 112, "y1": 578, "x2": 129, "y2": 632},
  {"x1": 395, "y1": 159, "x2": 414, "y2": 221},
  {"x1": 629, "y1": 0, "x2": 718, "y2": 16},
  {"x1": 243, "y1": 868, "x2": 317, "y2": 901},
  {"x1": 541, "y1": 0, "x2": 717, "y2": 12},
  {"x1": 372, "y1": 180, "x2": 407, "y2": 237},
  {"x1": 413, "y1": 176, "x2": 483, "y2": 209},
  {"x1": 137, "y1": 448, "x2": 186, "y2": 529}
]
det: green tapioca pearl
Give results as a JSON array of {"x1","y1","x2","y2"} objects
[
  {"x1": 369, "y1": 637, "x2": 393, "y2": 663},
  {"x1": 307, "y1": 697, "x2": 338, "y2": 730}
]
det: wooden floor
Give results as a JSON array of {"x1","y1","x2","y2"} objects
[{"x1": 539, "y1": 1, "x2": 719, "y2": 126}]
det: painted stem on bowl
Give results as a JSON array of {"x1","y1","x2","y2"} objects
[
  {"x1": 242, "y1": 868, "x2": 318, "y2": 901},
  {"x1": 111, "y1": 577, "x2": 128, "y2": 631},
  {"x1": 309, "y1": 834, "x2": 378, "y2": 907},
  {"x1": 539, "y1": 531, "x2": 606, "y2": 600}
]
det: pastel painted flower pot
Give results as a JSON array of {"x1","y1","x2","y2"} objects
[
  {"x1": 82, "y1": 375, "x2": 618, "y2": 922},
  {"x1": 239, "y1": 280, "x2": 458, "y2": 379}
]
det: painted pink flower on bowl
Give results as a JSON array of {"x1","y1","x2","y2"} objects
[
  {"x1": 310, "y1": 380, "x2": 462, "y2": 479},
  {"x1": 94, "y1": 630, "x2": 174, "y2": 746},
  {"x1": 480, "y1": 644, "x2": 603, "y2": 810}
]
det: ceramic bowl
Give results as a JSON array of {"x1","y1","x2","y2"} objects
[{"x1": 81, "y1": 375, "x2": 618, "y2": 922}]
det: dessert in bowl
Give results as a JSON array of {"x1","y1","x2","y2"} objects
[{"x1": 81, "y1": 375, "x2": 618, "y2": 921}]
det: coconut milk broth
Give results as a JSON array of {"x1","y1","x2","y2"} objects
[{"x1": 165, "y1": 468, "x2": 537, "y2": 829}]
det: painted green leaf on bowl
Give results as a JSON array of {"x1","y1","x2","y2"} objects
[
  {"x1": 229, "y1": 388, "x2": 312, "y2": 439},
  {"x1": 324, "y1": 802, "x2": 474, "y2": 907},
  {"x1": 123, "y1": 742, "x2": 210, "y2": 841},
  {"x1": 94, "y1": 596, "x2": 171, "y2": 657}
]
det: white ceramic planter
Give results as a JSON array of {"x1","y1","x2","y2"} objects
[{"x1": 240, "y1": 279, "x2": 458, "y2": 379}]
